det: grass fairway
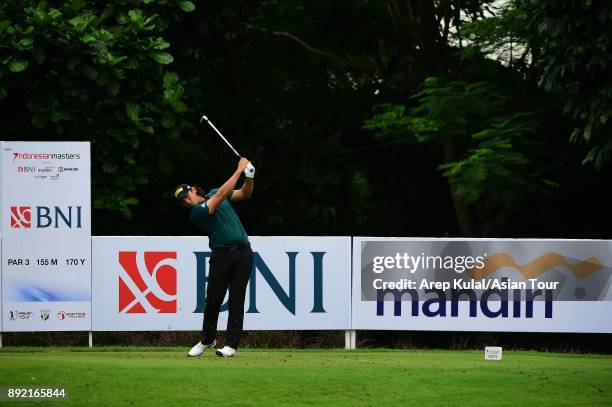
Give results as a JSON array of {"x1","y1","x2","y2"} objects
[{"x1": 1, "y1": 348, "x2": 611, "y2": 406}]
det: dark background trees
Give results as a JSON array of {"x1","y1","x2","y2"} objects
[
  {"x1": 1, "y1": 0, "x2": 611, "y2": 238},
  {"x1": 2, "y1": 0, "x2": 611, "y2": 351}
]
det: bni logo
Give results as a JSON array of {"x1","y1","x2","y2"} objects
[
  {"x1": 10, "y1": 206, "x2": 31, "y2": 228},
  {"x1": 118, "y1": 251, "x2": 177, "y2": 313},
  {"x1": 9, "y1": 205, "x2": 82, "y2": 229}
]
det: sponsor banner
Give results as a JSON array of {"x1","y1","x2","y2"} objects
[
  {"x1": 1, "y1": 142, "x2": 91, "y2": 332},
  {"x1": 352, "y1": 237, "x2": 612, "y2": 333},
  {"x1": 92, "y1": 236, "x2": 351, "y2": 331}
]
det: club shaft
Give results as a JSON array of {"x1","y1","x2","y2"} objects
[{"x1": 201, "y1": 116, "x2": 241, "y2": 157}]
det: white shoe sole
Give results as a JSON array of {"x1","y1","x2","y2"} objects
[{"x1": 215, "y1": 350, "x2": 235, "y2": 358}]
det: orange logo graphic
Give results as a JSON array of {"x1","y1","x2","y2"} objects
[{"x1": 468, "y1": 252, "x2": 603, "y2": 280}]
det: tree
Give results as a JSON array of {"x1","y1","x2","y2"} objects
[
  {"x1": 521, "y1": 0, "x2": 612, "y2": 168},
  {"x1": 364, "y1": 75, "x2": 557, "y2": 236},
  {"x1": 0, "y1": 0, "x2": 195, "y2": 217}
]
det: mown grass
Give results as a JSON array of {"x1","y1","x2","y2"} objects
[{"x1": 0, "y1": 347, "x2": 611, "y2": 406}]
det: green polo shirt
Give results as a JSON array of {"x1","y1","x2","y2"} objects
[{"x1": 189, "y1": 188, "x2": 249, "y2": 249}]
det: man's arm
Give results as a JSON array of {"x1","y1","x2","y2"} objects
[
  {"x1": 207, "y1": 158, "x2": 249, "y2": 213},
  {"x1": 230, "y1": 178, "x2": 253, "y2": 202}
]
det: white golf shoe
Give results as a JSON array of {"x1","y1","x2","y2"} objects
[
  {"x1": 215, "y1": 346, "x2": 236, "y2": 358},
  {"x1": 188, "y1": 340, "x2": 216, "y2": 357}
]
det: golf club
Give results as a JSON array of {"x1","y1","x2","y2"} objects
[{"x1": 200, "y1": 114, "x2": 241, "y2": 158}]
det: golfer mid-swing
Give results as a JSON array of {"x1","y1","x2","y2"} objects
[{"x1": 175, "y1": 157, "x2": 255, "y2": 357}]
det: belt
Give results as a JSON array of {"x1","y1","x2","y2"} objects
[{"x1": 212, "y1": 241, "x2": 250, "y2": 254}]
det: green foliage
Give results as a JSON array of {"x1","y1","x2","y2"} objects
[
  {"x1": 460, "y1": 1, "x2": 531, "y2": 67},
  {"x1": 177, "y1": 1, "x2": 196, "y2": 13},
  {"x1": 439, "y1": 115, "x2": 547, "y2": 204},
  {"x1": 0, "y1": 0, "x2": 602, "y2": 238},
  {"x1": 0, "y1": 0, "x2": 195, "y2": 217},
  {"x1": 522, "y1": 0, "x2": 612, "y2": 168},
  {"x1": 365, "y1": 77, "x2": 553, "y2": 206}
]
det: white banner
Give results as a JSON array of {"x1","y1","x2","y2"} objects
[
  {"x1": 352, "y1": 237, "x2": 612, "y2": 333},
  {"x1": 1, "y1": 142, "x2": 91, "y2": 332},
  {"x1": 0, "y1": 237, "x2": 2, "y2": 333},
  {"x1": 92, "y1": 236, "x2": 351, "y2": 331},
  {"x1": 5, "y1": 223, "x2": 612, "y2": 334}
]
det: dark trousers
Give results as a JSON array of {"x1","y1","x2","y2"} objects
[{"x1": 202, "y1": 246, "x2": 253, "y2": 349}]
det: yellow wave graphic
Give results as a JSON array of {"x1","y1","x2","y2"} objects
[{"x1": 468, "y1": 252, "x2": 603, "y2": 280}]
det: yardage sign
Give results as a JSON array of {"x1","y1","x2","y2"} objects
[{"x1": 0, "y1": 142, "x2": 91, "y2": 332}]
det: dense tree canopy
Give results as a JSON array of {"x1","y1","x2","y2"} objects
[
  {"x1": 1, "y1": 0, "x2": 195, "y2": 217},
  {"x1": 1, "y1": 0, "x2": 610, "y2": 238}
]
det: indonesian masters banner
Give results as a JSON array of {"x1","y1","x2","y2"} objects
[
  {"x1": 0, "y1": 142, "x2": 91, "y2": 332},
  {"x1": 92, "y1": 236, "x2": 351, "y2": 331},
  {"x1": 352, "y1": 237, "x2": 612, "y2": 333}
]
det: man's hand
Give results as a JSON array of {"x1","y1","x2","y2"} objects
[
  {"x1": 209, "y1": 157, "x2": 250, "y2": 213},
  {"x1": 244, "y1": 163, "x2": 255, "y2": 179},
  {"x1": 237, "y1": 157, "x2": 249, "y2": 173}
]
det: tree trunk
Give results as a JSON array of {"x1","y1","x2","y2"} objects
[{"x1": 443, "y1": 138, "x2": 478, "y2": 236}]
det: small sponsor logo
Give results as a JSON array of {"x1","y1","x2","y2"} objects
[
  {"x1": 56, "y1": 311, "x2": 86, "y2": 320},
  {"x1": 40, "y1": 309, "x2": 50, "y2": 321},
  {"x1": 17, "y1": 166, "x2": 36, "y2": 173},
  {"x1": 10, "y1": 310, "x2": 34, "y2": 320},
  {"x1": 37, "y1": 166, "x2": 55, "y2": 173},
  {"x1": 58, "y1": 167, "x2": 79, "y2": 172}
]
